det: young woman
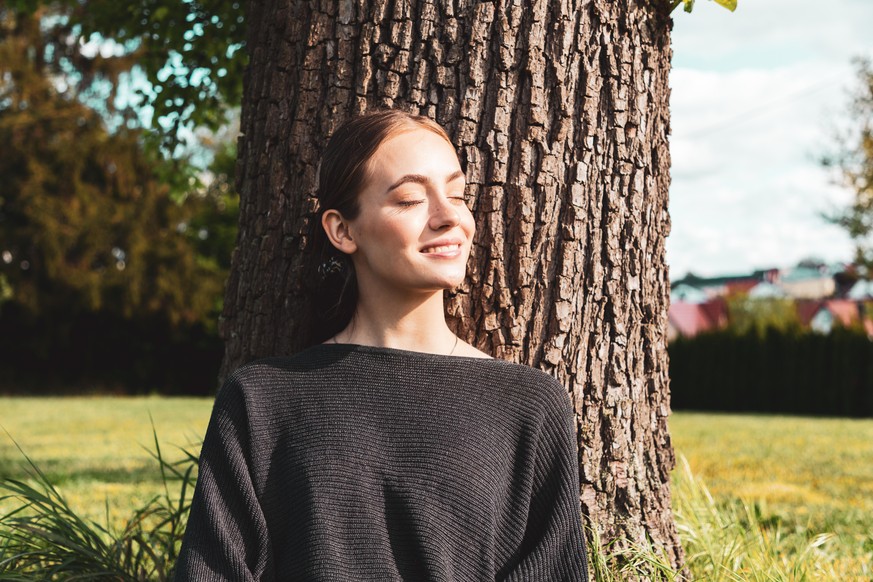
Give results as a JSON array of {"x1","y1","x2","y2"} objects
[{"x1": 175, "y1": 110, "x2": 589, "y2": 581}]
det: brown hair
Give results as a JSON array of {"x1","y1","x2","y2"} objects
[{"x1": 307, "y1": 109, "x2": 455, "y2": 343}]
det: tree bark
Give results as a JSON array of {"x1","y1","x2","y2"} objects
[{"x1": 224, "y1": 0, "x2": 682, "y2": 573}]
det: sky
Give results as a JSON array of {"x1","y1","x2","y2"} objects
[{"x1": 667, "y1": 0, "x2": 873, "y2": 279}]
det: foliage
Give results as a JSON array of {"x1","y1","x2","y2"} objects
[
  {"x1": 0, "y1": 429, "x2": 197, "y2": 581},
  {"x1": 724, "y1": 292, "x2": 801, "y2": 336},
  {"x1": 5, "y1": 0, "x2": 734, "y2": 153},
  {"x1": 671, "y1": 0, "x2": 738, "y2": 14},
  {"x1": 183, "y1": 136, "x2": 240, "y2": 274},
  {"x1": 5, "y1": 0, "x2": 246, "y2": 150},
  {"x1": 823, "y1": 58, "x2": 873, "y2": 276},
  {"x1": 0, "y1": 305, "x2": 223, "y2": 394},
  {"x1": 0, "y1": 8, "x2": 237, "y2": 337}
]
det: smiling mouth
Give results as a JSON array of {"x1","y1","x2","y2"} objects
[{"x1": 421, "y1": 244, "x2": 461, "y2": 254}]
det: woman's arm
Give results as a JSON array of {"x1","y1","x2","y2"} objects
[
  {"x1": 174, "y1": 376, "x2": 274, "y2": 582},
  {"x1": 501, "y1": 384, "x2": 589, "y2": 582}
]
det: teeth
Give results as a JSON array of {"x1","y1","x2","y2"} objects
[{"x1": 423, "y1": 244, "x2": 460, "y2": 254}]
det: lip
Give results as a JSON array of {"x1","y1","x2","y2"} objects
[{"x1": 419, "y1": 238, "x2": 465, "y2": 256}]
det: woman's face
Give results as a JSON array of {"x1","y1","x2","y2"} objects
[{"x1": 330, "y1": 127, "x2": 475, "y2": 297}]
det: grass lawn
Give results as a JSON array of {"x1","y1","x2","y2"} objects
[
  {"x1": 1, "y1": 398, "x2": 871, "y2": 577},
  {"x1": 670, "y1": 411, "x2": 873, "y2": 578},
  {"x1": 670, "y1": 412, "x2": 873, "y2": 526},
  {"x1": 0, "y1": 396, "x2": 213, "y2": 528}
]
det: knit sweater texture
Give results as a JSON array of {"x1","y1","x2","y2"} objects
[{"x1": 175, "y1": 343, "x2": 589, "y2": 581}]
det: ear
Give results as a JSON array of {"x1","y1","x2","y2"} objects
[{"x1": 321, "y1": 209, "x2": 358, "y2": 255}]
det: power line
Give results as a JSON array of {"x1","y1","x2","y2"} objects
[{"x1": 681, "y1": 71, "x2": 848, "y2": 139}]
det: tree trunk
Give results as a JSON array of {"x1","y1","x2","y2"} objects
[{"x1": 224, "y1": 0, "x2": 682, "y2": 573}]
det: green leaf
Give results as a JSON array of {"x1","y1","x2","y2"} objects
[
  {"x1": 712, "y1": 0, "x2": 738, "y2": 11},
  {"x1": 671, "y1": 0, "x2": 738, "y2": 13}
]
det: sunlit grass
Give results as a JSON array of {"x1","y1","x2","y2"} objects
[
  {"x1": 670, "y1": 412, "x2": 873, "y2": 517},
  {"x1": 670, "y1": 411, "x2": 873, "y2": 578},
  {"x1": 0, "y1": 427, "x2": 198, "y2": 580},
  {"x1": 0, "y1": 397, "x2": 212, "y2": 529}
]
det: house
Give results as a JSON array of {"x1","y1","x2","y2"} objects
[
  {"x1": 847, "y1": 279, "x2": 873, "y2": 300},
  {"x1": 670, "y1": 264, "x2": 873, "y2": 337},
  {"x1": 799, "y1": 299, "x2": 873, "y2": 336},
  {"x1": 672, "y1": 269, "x2": 778, "y2": 301},
  {"x1": 777, "y1": 266, "x2": 836, "y2": 300},
  {"x1": 670, "y1": 283, "x2": 708, "y2": 304},
  {"x1": 668, "y1": 298, "x2": 728, "y2": 341},
  {"x1": 748, "y1": 281, "x2": 787, "y2": 299}
]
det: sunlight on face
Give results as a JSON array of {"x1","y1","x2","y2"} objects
[{"x1": 346, "y1": 128, "x2": 476, "y2": 297}]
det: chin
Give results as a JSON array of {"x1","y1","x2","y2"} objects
[
  {"x1": 437, "y1": 279, "x2": 465, "y2": 291},
  {"x1": 414, "y1": 273, "x2": 467, "y2": 292},
  {"x1": 433, "y1": 268, "x2": 468, "y2": 288}
]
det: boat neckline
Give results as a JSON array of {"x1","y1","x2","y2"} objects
[{"x1": 311, "y1": 342, "x2": 496, "y2": 361}]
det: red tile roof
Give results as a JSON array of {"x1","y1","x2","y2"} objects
[
  {"x1": 669, "y1": 299, "x2": 728, "y2": 337},
  {"x1": 724, "y1": 280, "x2": 758, "y2": 295},
  {"x1": 824, "y1": 299, "x2": 861, "y2": 327},
  {"x1": 796, "y1": 300, "x2": 824, "y2": 326}
]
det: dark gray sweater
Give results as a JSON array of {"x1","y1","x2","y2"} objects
[{"x1": 175, "y1": 343, "x2": 589, "y2": 581}]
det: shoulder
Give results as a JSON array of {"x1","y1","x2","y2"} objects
[
  {"x1": 461, "y1": 357, "x2": 573, "y2": 418},
  {"x1": 223, "y1": 346, "x2": 341, "y2": 388},
  {"x1": 483, "y1": 357, "x2": 565, "y2": 392},
  {"x1": 213, "y1": 349, "x2": 327, "y2": 412}
]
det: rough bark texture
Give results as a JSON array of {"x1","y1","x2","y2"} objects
[{"x1": 223, "y1": 0, "x2": 682, "y2": 574}]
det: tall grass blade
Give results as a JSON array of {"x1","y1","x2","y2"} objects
[{"x1": 0, "y1": 429, "x2": 199, "y2": 581}]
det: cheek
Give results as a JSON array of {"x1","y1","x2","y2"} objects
[
  {"x1": 362, "y1": 215, "x2": 418, "y2": 249},
  {"x1": 461, "y1": 208, "x2": 476, "y2": 238}
]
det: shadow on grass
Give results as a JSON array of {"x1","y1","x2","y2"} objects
[
  {"x1": 0, "y1": 458, "x2": 178, "y2": 486},
  {"x1": 0, "y1": 427, "x2": 198, "y2": 579}
]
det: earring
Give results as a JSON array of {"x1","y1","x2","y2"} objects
[{"x1": 318, "y1": 255, "x2": 345, "y2": 279}]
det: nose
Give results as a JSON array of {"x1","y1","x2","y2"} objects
[{"x1": 428, "y1": 194, "x2": 461, "y2": 230}]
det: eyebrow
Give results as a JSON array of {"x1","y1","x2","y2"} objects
[{"x1": 385, "y1": 170, "x2": 465, "y2": 194}]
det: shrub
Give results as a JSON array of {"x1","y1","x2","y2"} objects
[{"x1": 0, "y1": 430, "x2": 196, "y2": 580}]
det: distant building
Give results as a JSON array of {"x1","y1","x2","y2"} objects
[
  {"x1": 670, "y1": 283, "x2": 708, "y2": 304},
  {"x1": 672, "y1": 269, "x2": 778, "y2": 300},
  {"x1": 777, "y1": 266, "x2": 836, "y2": 300},
  {"x1": 798, "y1": 299, "x2": 873, "y2": 336},
  {"x1": 670, "y1": 265, "x2": 873, "y2": 339},
  {"x1": 667, "y1": 299, "x2": 728, "y2": 341},
  {"x1": 748, "y1": 281, "x2": 787, "y2": 299},
  {"x1": 847, "y1": 279, "x2": 873, "y2": 300}
]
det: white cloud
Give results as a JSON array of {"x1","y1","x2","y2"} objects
[
  {"x1": 665, "y1": 1, "x2": 869, "y2": 278},
  {"x1": 672, "y1": 0, "x2": 873, "y2": 67}
]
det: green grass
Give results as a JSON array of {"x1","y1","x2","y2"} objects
[
  {"x1": 0, "y1": 397, "x2": 212, "y2": 528},
  {"x1": 670, "y1": 413, "x2": 873, "y2": 519},
  {"x1": 670, "y1": 412, "x2": 873, "y2": 579},
  {"x1": 1, "y1": 398, "x2": 872, "y2": 579}
]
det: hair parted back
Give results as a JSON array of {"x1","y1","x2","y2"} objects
[{"x1": 307, "y1": 108, "x2": 455, "y2": 344}]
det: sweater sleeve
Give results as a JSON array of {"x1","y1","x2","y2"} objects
[
  {"x1": 502, "y1": 382, "x2": 589, "y2": 582},
  {"x1": 174, "y1": 375, "x2": 274, "y2": 582}
]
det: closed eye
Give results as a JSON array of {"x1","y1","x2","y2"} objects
[{"x1": 397, "y1": 200, "x2": 425, "y2": 207}]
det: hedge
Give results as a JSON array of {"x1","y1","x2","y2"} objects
[{"x1": 669, "y1": 327, "x2": 873, "y2": 417}]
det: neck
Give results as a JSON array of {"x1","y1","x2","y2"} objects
[{"x1": 336, "y1": 282, "x2": 457, "y2": 354}]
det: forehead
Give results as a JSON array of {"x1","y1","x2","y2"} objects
[{"x1": 366, "y1": 128, "x2": 462, "y2": 183}]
